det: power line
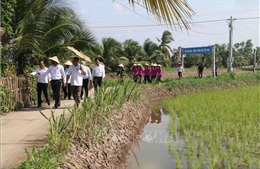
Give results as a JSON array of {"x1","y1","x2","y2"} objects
[{"x1": 87, "y1": 17, "x2": 258, "y2": 29}]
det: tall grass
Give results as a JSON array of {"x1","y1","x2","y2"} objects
[
  {"x1": 164, "y1": 85, "x2": 260, "y2": 168},
  {"x1": 18, "y1": 80, "x2": 139, "y2": 168}
]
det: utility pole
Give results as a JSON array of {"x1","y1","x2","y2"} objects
[
  {"x1": 253, "y1": 49, "x2": 256, "y2": 73},
  {"x1": 228, "y1": 16, "x2": 235, "y2": 73},
  {"x1": 178, "y1": 47, "x2": 182, "y2": 64}
]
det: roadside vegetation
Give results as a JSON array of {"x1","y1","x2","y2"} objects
[
  {"x1": 18, "y1": 81, "x2": 139, "y2": 168},
  {"x1": 165, "y1": 85, "x2": 260, "y2": 169}
]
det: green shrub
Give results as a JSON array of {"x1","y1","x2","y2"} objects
[{"x1": 0, "y1": 85, "x2": 14, "y2": 114}]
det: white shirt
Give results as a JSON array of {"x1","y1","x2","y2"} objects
[
  {"x1": 67, "y1": 64, "x2": 86, "y2": 86},
  {"x1": 82, "y1": 66, "x2": 93, "y2": 81},
  {"x1": 41, "y1": 64, "x2": 66, "y2": 83},
  {"x1": 31, "y1": 67, "x2": 50, "y2": 83},
  {"x1": 176, "y1": 66, "x2": 184, "y2": 72},
  {"x1": 64, "y1": 67, "x2": 71, "y2": 84},
  {"x1": 92, "y1": 65, "x2": 105, "y2": 78}
]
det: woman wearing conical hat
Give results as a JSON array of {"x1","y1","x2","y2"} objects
[
  {"x1": 132, "y1": 63, "x2": 138, "y2": 82},
  {"x1": 151, "y1": 63, "x2": 157, "y2": 82},
  {"x1": 144, "y1": 63, "x2": 151, "y2": 84},
  {"x1": 136, "y1": 64, "x2": 143, "y2": 83},
  {"x1": 117, "y1": 64, "x2": 125, "y2": 81},
  {"x1": 156, "y1": 64, "x2": 163, "y2": 83}
]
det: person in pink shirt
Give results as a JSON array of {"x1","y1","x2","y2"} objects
[
  {"x1": 151, "y1": 63, "x2": 157, "y2": 82},
  {"x1": 143, "y1": 63, "x2": 151, "y2": 83},
  {"x1": 156, "y1": 64, "x2": 163, "y2": 82},
  {"x1": 136, "y1": 64, "x2": 142, "y2": 83},
  {"x1": 132, "y1": 64, "x2": 138, "y2": 82}
]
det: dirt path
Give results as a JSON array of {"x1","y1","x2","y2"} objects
[
  {"x1": 1, "y1": 89, "x2": 94, "y2": 169},
  {"x1": 0, "y1": 100, "x2": 74, "y2": 169}
]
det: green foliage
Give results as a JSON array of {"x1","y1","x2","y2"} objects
[
  {"x1": 0, "y1": 85, "x2": 14, "y2": 114},
  {"x1": 18, "y1": 80, "x2": 140, "y2": 168},
  {"x1": 165, "y1": 85, "x2": 260, "y2": 168},
  {"x1": 5, "y1": 0, "x2": 96, "y2": 74},
  {"x1": 18, "y1": 145, "x2": 61, "y2": 169},
  {"x1": 1, "y1": 0, "x2": 16, "y2": 35}
]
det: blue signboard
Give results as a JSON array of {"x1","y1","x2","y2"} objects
[{"x1": 182, "y1": 46, "x2": 212, "y2": 55}]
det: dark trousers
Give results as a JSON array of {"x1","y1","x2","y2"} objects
[
  {"x1": 71, "y1": 86, "x2": 82, "y2": 106},
  {"x1": 198, "y1": 71, "x2": 203, "y2": 78},
  {"x1": 81, "y1": 78, "x2": 89, "y2": 98},
  {"x1": 157, "y1": 75, "x2": 162, "y2": 82},
  {"x1": 178, "y1": 72, "x2": 183, "y2": 79},
  {"x1": 93, "y1": 77, "x2": 102, "y2": 92},
  {"x1": 151, "y1": 75, "x2": 156, "y2": 81},
  {"x1": 37, "y1": 83, "x2": 50, "y2": 106},
  {"x1": 51, "y1": 80, "x2": 61, "y2": 107},
  {"x1": 144, "y1": 75, "x2": 151, "y2": 83},
  {"x1": 63, "y1": 83, "x2": 71, "y2": 99}
]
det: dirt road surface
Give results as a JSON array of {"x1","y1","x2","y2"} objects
[{"x1": 0, "y1": 99, "x2": 76, "y2": 169}]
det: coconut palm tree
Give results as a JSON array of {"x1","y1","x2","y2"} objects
[
  {"x1": 157, "y1": 30, "x2": 174, "y2": 59},
  {"x1": 143, "y1": 38, "x2": 159, "y2": 58},
  {"x1": 99, "y1": 37, "x2": 125, "y2": 71},
  {"x1": 14, "y1": 0, "x2": 96, "y2": 73},
  {"x1": 128, "y1": 0, "x2": 195, "y2": 29},
  {"x1": 122, "y1": 39, "x2": 146, "y2": 65}
]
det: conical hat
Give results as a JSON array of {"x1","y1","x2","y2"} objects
[
  {"x1": 64, "y1": 60, "x2": 72, "y2": 66},
  {"x1": 49, "y1": 56, "x2": 60, "y2": 63},
  {"x1": 118, "y1": 64, "x2": 124, "y2": 67},
  {"x1": 144, "y1": 63, "x2": 149, "y2": 66}
]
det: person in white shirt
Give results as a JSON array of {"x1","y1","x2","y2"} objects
[
  {"x1": 63, "y1": 61, "x2": 72, "y2": 99},
  {"x1": 176, "y1": 63, "x2": 184, "y2": 79},
  {"x1": 38, "y1": 56, "x2": 66, "y2": 109},
  {"x1": 66, "y1": 57, "x2": 87, "y2": 106},
  {"x1": 27, "y1": 60, "x2": 50, "y2": 108},
  {"x1": 80, "y1": 61, "x2": 92, "y2": 99},
  {"x1": 92, "y1": 58, "x2": 105, "y2": 92}
]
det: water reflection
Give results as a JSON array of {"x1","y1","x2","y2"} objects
[
  {"x1": 150, "y1": 112, "x2": 162, "y2": 124},
  {"x1": 127, "y1": 108, "x2": 175, "y2": 169}
]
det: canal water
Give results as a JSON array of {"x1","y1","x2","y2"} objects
[{"x1": 126, "y1": 109, "x2": 176, "y2": 169}]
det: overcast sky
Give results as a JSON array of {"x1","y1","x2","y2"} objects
[{"x1": 69, "y1": 0, "x2": 259, "y2": 48}]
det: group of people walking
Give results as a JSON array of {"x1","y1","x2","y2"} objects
[
  {"x1": 28, "y1": 56, "x2": 105, "y2": 109},
  {"x1": 131, "y1": 63, "x2": 163, "y2": 83}
]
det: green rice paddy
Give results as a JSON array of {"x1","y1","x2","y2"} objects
[{"x1": 164, "y1": 85, "x2": 260, "y2": 169}]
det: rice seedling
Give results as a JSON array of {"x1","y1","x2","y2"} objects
[{"x1": 164, "y1": 85, "x2": 260, "y2": 168}]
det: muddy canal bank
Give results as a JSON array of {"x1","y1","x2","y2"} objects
[{"x1": 60, "y1": 81, "x2": 258, "y2": 169}]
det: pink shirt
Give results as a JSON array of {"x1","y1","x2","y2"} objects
[
  {"x1": 144, "y1": 67, "x2": 151, "y2": 76},
  {"x1": 137, "y1": 67, "x2": 143, "y2": 75},
  {"x1": 157, "y1": 67, "x2": 162, "y2": 75},
  {"x1": 132, "y1": 67, "x2": 137, "y2": 75},
  {"x1": 151, "y1": 67, "x2": 157, "y2": 76}
]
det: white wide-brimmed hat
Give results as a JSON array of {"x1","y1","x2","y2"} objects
[
  {"x1": 118, "y1": 64, "x2": 124, "y2": 67},
  {"x1": 49, "y1": 56, "x2": 60, "y2": 63},
  {"x1": 64, "y1": 60, "x2": 72, "y2": 66},
  {"x1": 81, "y1": 61, "x2": 86, "y2": 65},
  {"x1": 133, "y1": 63, "x2": 137, "y2": 66},
  {"x1": 144, "y1": 63, "x2": 149, "y2": 66},
  {"x1": 157, "y1": 64, "x2": 162, "y2": 67}
]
